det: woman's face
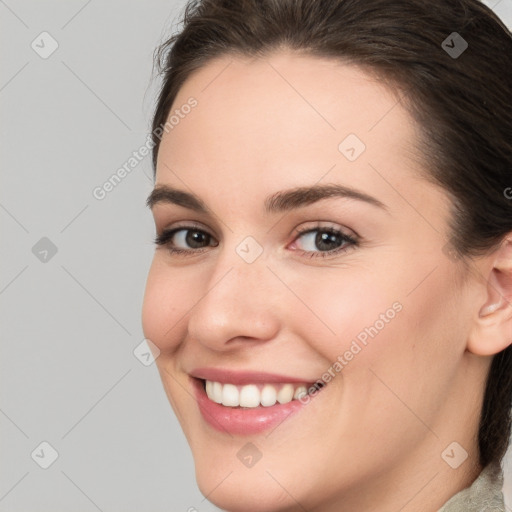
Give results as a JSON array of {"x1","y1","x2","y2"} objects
[{"x1": 142, "y1": 52, "x2": 483, "y2": 511}]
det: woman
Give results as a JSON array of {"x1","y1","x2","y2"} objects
[{"x1": 142, "y1": 0, "x2": 512, "y2": 510}]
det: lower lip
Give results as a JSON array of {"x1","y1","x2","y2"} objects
[{"x1": 192, "y1": 378, "x2": 317, "y2": 436}]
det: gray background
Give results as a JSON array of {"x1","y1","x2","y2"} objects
[{"x1": 1, "y1": 1, "x2": 511, "y2": 510}]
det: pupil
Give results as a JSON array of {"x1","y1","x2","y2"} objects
[
  {"x1": 316, "y1": 231, "x2": 340, "y2": 251},
  {"x1": 187, "y1": 230, "x2": 208, "y2": 248}
]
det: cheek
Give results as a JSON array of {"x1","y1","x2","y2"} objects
[
  {"x1": 335, "y1": 261, "x2": 465, "y2": 425},
  {"x1": 141, "y1": 257, "x2": 198, "y2": 353},
  {"x1": 287, "y1": 266, "x2": 401, "y2": 365},
  {"x1": 291, "y1": 259, "x2": 462, "y2": 400}
]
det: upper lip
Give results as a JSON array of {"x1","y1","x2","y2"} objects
[{"x1": 189, "y1": 367, "x2": 317, "y2": 385}]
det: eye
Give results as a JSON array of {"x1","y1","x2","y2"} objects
[
  {"x1": 291, "y1": 225, "x2": 358, "y2": 259},
  {"x1": 153, "y1": 223, "x2": 358, "y2": 259},
  {"x1": 154, "y1": 225, "x2": 218, "y2": 254}
]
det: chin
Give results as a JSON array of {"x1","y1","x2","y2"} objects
[{"x1": 195, "y1": 472, "x2": 302, "y2": 512}]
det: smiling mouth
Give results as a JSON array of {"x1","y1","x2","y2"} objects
[
  {"x1": 191, "y1": 374, "x2": 327, "y2": 435},
  {"x1": 201, "y1": 379, "x2": 325, "y2": 408}
]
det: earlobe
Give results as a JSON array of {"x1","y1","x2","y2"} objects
[{"x1": 467, "y1": 237, "x2": 512, "y2": 356}]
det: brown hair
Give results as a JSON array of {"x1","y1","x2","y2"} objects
[{"x1": 150, "y1": 0, "x2": 512, "y2": 467}]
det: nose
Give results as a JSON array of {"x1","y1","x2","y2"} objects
[{"x1": 186, "y1": 250, "x2": 281, "y2": 352}]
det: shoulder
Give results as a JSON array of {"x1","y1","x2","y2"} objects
[{"x1": 438, "y1": 461, "x2": 505, "y2": 512}]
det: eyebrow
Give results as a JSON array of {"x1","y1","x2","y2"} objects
[{"x1": 146, "y1": 183, "x2": 387, "y2": 214}]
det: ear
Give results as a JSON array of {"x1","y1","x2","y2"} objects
[{"x1": 467, "y1": 236, "x2": 512, "y2": 356}]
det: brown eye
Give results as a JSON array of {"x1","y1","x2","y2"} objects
[
  {"x1": 180, "y1": 229, "x2": 211, "y2": 249},
  {"x1": 154, "y1": 227, "x2": 218, "y2": 253},
  {"x1": 293, "y1": 227, "x2": 357, "y2": 257}
]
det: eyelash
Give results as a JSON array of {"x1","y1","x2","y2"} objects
[{"x1": 153, "y1": 224, "x2": 359, "y2": 259}]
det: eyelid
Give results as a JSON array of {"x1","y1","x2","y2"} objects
[
  {"x1": 156, "y1": 220, "x2": 356, "y2": 243},
  {"x1": 156, "y1": 219, "x2": 213, "y2": 236},
  {"x1": 291, "y1": 220, "x2": 359, "y2": 239}
]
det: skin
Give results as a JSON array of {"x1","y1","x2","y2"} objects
[{"x1": 141, "y1": 51, "x2": 512, "y2": 512}]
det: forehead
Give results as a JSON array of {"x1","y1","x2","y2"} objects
[{"x1": 155, "y1": 51, "x2": 423, "y2": 205}]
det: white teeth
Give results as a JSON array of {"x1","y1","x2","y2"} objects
[
  {"x1": 239, "y1": 384, "x2": 260, "y2": 407},
  {"x1": 260, "y1": 384, "x2": 277, "y2": 407},
  {"x1": 293, "y1": 385, "x2": 308, "y2": 400},
  {"x1": 222, "y1": 383, "x2": 239, "y2": 407},
  {"x1": 212, "y1": 381, "x2": 223, "y2": 404},
  {"x1": 277, "y1": 383, "x2": 294, "y2": 404},
  {"x1": 204, "y1": 380, "x2": 317, "y2": 408}
]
